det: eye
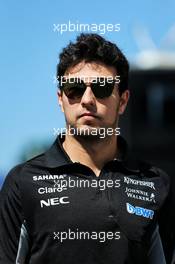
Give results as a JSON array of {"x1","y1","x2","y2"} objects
[{"x1": 66, "y1": 86, "x2": 84, "y2": 99}]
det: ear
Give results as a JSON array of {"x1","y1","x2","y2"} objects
[
  {"x1": 118, "y1": 90, "x2": 130, "y2": 115},
  {"x1": 57, "y1": 90, "x2": 64, "y2": 113}
]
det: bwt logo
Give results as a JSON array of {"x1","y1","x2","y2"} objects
[{"x1": 126, "y1": 203, "x2": 154, "y2": 219}]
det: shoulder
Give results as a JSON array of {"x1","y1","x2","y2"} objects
[
  {"x1": 1, "y1": 152, "x2": 46, "y2": 191},
  {"x1": 137, "y1": 160, "x2": 170, "y2": 204},
  {"x1": 138, "y1": 160, "x2": 170, "y2": 186},
  {"x1": 121, "y1": 156, "x2": 170, "y2": 205}
]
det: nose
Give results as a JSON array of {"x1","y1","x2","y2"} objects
[{"x1": 80, "y1": 85, "x2": 96, "y2": 107}]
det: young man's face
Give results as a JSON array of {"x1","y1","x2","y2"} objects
[{"x1": 58, "y1": 61, "x2": 129, "y2": 139}]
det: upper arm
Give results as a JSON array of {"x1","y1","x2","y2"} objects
[
  {"x1": 0, "y1": 165, "x2": 28, "y2": 264},
  {"x1": 148, "y1": 225, "x2": 166, "y2": 264}
]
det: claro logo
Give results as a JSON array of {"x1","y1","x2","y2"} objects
[{"x1": 40, "y1": 197, "x2": 70, "y2": 208}]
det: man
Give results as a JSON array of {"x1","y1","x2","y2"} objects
[{"x1": 0, "y1": 33, "x2": 171, "y2": 263}]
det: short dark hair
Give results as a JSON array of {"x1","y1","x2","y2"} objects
[{"x1": 57, "y1": 33, "x2": 129, "y2": 95}]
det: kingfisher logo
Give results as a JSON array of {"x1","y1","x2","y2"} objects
[{"x1": 126, "y1": 203, "x2": 154, "y2": 219}]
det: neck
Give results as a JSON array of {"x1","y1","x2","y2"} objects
[{"x1": 62, "y1": 133, "x2": 118, "y2": 177}]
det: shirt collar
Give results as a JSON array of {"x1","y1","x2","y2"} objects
[{"x1": 43, "y1": 134, "x2": 140, "y2": 172}]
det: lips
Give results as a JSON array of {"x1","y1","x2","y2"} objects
[{"x1": 80, "y1": 113, "x2": 97, "y2": 118}]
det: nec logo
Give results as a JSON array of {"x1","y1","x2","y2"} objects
[
  {"x1": 40, "y1": 197, "x2": 70, "y2": 208},
  {"x1": 126, "y1": 203, "x2": 154, "y2": 219}
]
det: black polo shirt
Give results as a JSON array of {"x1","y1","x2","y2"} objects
[{"x1": 0, "y1": 134, "x2": 170, "y2": 264}]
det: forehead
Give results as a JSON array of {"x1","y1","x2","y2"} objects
[{"x1": 64, "y1": 61, "x2": 117, "y2": 78}]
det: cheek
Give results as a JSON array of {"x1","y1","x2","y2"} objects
[
  {"x1": 107, "y1": 107, "x2": 118, "y2": 122},
  {"x1": 62, "y1": 101, "x2": 78, "y2": 122},
  {"x1": 102, "y1": 97, "x2": 119, "y2": 115},
  {"x1": 64, "y1": 107, "x2": 74, "y2": 119},
  {"x1": 103, "y1": 99, "x2": 119, "y2": 123}
]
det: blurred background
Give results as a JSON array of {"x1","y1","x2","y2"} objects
[{"x1": 0, "y1": 0, "x2": 175, "y2": 184}]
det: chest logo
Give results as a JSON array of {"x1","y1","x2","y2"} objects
[
  {"x1": 126, "y1": 203, "x2": 154, "y2": 219},
  {"x1": 124, "y1": 177, "x2": 155, "y2": 190}
]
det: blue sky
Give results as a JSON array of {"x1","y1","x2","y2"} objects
[{"x1": 0, "y1": 0, "x2": 175, "y2": 177}]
